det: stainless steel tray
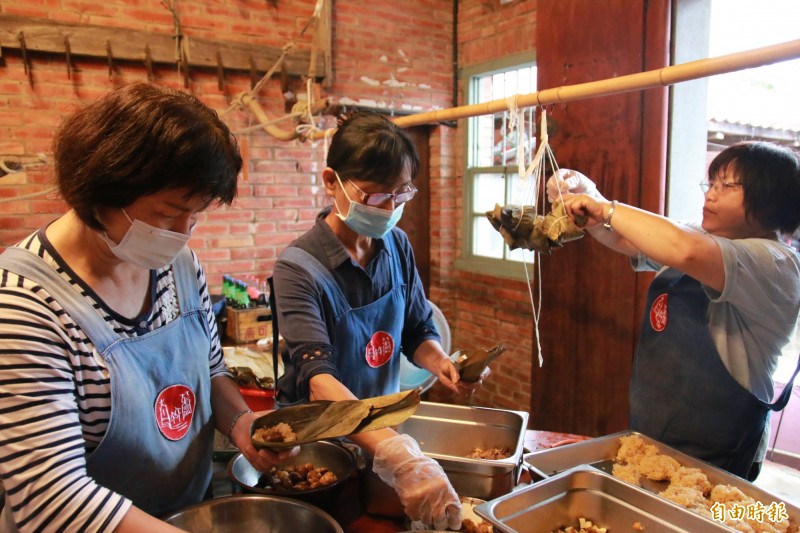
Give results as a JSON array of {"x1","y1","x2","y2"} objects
[
  {"x1": 397, "y1": 401, "x2": 529, "y2": 499},
  {"x1": 522, "y1": 430, "x2": 800, "y2": 525},
  {"x1": 475, "y1": 465, "x2": 732, "y2": 533}
]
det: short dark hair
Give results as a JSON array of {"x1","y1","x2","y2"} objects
[
  {"x1": 326, "y1": 111, "x2": 420, "y2": 185},
  {"x1": 708, "y1": 141, "x2": 800, "y2": 234},
  {"x1": 53, "y1": 82, "x2": 241, "y2": 231}
]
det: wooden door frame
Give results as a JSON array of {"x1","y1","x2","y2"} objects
[{"x1": 398, "y1": 126, "x2": 432, "y2": 294}]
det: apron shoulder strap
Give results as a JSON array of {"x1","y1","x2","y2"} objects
[
  {"x1": 279, "y1": 247, "x2": 334, "y2": 283},
  {"x1": 267, "y1": 275, "x2": 281, "y2": 394},
  {"x1": 770, "y1": 354, "x2": 800, "y2": 411},
  {"x1": 383, "y1": 229, "x2": 406, "y2": 288},
  {"x1": 0, "y1": 246, "x2": 120, "y2": 349},
  {"x1": 171, "y1": 248, "x2": 202, "y2": 312},
  {"x1": 279, "y1": 246, "x2": 350, "y2": 316}
]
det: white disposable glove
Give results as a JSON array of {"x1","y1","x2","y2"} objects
[
  {"x1": 372, "y1": 434, "x2": 462, "y2": 530},
  {"x1": 546, "y1": 168, "x2": 605, "y2": 203}
]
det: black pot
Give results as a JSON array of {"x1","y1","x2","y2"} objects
[{"x1": 227, "y1": 439, "x2": 357, "y2": 513}]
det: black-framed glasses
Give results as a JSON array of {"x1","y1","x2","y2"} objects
[
  {"x1": 348, "y1": 180, "x2": 418, "y2": 206},
  {"x1": 699, "y1": 179, "x2": 742, "y2": 194}
]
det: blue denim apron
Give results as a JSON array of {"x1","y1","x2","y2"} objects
[
  {"x1": 630, "y1": 268, "x2": 800, "y2": 478},
  {"x1": 272, "y1": 233, "x2": 406, "y2": 407},
  {"x1": 0, "y1": 246, "x2": 213, "y2": 521}
]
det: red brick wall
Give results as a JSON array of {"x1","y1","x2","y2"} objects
[
  {"x1": 0, "y1": 0, "x2": 453, "y2": 282},
  {"x1": 0, "y1": 0, "x2": 539, "y2": 416}
]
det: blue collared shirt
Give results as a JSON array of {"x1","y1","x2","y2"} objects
[{"x1": 272, "y1": 208, "x2": 440, "y2": 400}]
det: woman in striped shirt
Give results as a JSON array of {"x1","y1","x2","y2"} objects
[{"x1": 0, "y1": 83, "x2": 291, "y2": 532}]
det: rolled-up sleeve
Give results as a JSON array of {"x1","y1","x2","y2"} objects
[{"x1": 272, "y1": 259, "x2": 342, "y2": 399}]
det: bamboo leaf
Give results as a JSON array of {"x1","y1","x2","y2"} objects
[
  {"x1": 356, "y1": 389, "x2": 421, "y2": 433},
  {"x1": 250, "y1": 389, "x2": 421, "y2": 450},
  {"x1": 294, "y1": 400, "x2": 371, "y2": 441},
  {"x1": 456, "y1": 343, "x2": 506, "y2": 382}
]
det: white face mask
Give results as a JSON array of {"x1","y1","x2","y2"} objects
[{"x1": 98, "y1": 209, "x2": 191, "y2": 270}]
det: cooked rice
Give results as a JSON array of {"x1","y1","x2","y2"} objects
[
  {"x1": 612, "y1": 462, "x2": 641, "y2": 486},
  {"x1": 612, "y1": 435, "x2": 796, "y2": 533},
  {"x1": 253, "y1": 422, "x2": 297, "y2": 443},
  {"x1": 638, "y1": 453, "x2": 681, "y2": 481}
]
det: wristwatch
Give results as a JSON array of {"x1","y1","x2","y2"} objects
[{"x1": 603, "y1": 200, "x2": 618, "y2": 231}]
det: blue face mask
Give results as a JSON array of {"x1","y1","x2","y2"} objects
[{"x1": 333, "y1": 173, "x2": 405, "y2": 239}]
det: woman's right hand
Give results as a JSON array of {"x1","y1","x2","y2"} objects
[{"x1": 232, "y1": 410, "x2": 299, "y2": 471}]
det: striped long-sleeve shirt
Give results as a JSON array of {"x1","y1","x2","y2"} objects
[{"x1": 0, "y1": 230, "x2": 227, "y2": 532}]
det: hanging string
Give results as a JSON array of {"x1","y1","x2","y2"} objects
[
  {"x1": 0, "y1": 187, "x2": 58, "y2": 204},
  {"x1": 323, "y1": 124, "x2": 333, "y2": 163},
  {"x1": 305, "y1": 77, "x2": 317, "y2": 128},
  {"x1": 294, "y1": 77, "x2": 323, "y2": 140},
  {"x1": 504, "y1": 98, "x2": 561, "y2": 367},
  {"x1": 521, "y1": 240, "x2": 543, "y2": 366},
  {"x1": 219, "y1": 42, "x2": 296, "y2": 118},
  {"x1": 0, "y1": 153, "x2": 49, "y2": 175},
  {"x1": 221, "y1": 0, "x2": 329, "y2": 146},
  {"x1": 221, "y1": 0, "x2": 323, "y2": 118},
  {"x1": 232, "y1": 110, "x2": 303, "y2": 135}
]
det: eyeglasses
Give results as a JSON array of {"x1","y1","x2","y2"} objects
[
  {"x1": 347, "y1": 180, "x2": 418, "y2": 206},
  {"x1": 699, "y1": 179, "x2": 743, "y2": 194}
]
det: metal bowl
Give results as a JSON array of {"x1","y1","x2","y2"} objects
[
  {"x1": 227, "y1": 439, "x2": 356, "y2": 510},
  {"x1": 161, "y1": 494, "x2": 342, "y2": 533}
]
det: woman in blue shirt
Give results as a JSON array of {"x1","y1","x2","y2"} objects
[{"x1": 272, "y1": 112, "x2": 479, "y2": 529}]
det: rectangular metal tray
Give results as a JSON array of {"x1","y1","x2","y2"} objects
[
  {"x1": 475, "y1": 465, "x2": 733, "y2": 533},
  {"x1": 522, "y1": 430, "x2": 800, "y2": 525},
  {"x1": 397, "y1": 401, "x2": 529, "y2": 499}
]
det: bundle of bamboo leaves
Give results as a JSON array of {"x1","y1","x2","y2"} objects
[
  {"x1": 453, "y1": 343, "x2": 506, "y2": 383},
  {"x1": 486, "y1": 201, "x2": 586, "y2": 254},
  {"x1": 250, "y1": 389, "x2": 421, "y2": 450}
]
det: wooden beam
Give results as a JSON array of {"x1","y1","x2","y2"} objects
[
  {"x1": 0, "y1": 15, "x2": 324, "y2": 79},
  {"x1": 317, "y1": 0, "x2": 333, "y2": 88}
]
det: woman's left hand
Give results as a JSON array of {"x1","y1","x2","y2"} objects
[
  {"x1": 455, "y1": 365, "x2": 491, "y2": 396},
  {"x1": 434, "y1": 358, "x2": 490, "y2": 396},
  {"x1": 231, "y1": 410, "x2": 300, "y2": 472},
  {"x1": 432, "y1": 357, "x2": 461, "y2": 394},
  {"x1": 562, "y1": 193, "x2": 607, "y2": 228}
]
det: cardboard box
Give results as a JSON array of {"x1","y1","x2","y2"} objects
[{"x1": 225, "y1": 306, "x2": 273, "y2": 344}]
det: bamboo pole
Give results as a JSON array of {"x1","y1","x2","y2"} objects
[{"x1": 309, "y1": 38, "x2": 800, "y2": 139}]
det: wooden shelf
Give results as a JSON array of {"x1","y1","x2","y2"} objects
[{"x1": 0, "y1": 14, "x2": 324, "y2": 79}]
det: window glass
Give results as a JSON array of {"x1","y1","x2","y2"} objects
[
  {"x1": 472, "y1": 217, "x2": 505, "y2": 258},
  {"x1": 466, "y1": 63, "x2": 537, "y2": 262},
  {"x1": 473, "y1": 173, "x2": 505, "y2": 211}
]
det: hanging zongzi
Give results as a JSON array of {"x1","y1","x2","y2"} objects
[{"x1": 485, "y1": 201, "x2": 586, "y2": 254}]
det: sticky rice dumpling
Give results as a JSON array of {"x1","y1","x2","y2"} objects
[{"x1": 485, "y1": 201, "x2": 585, "y2": 254}]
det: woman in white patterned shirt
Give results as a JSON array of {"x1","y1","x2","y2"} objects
[{"x1": 0, "y1": 82, "x2": 292, "y2": 533}]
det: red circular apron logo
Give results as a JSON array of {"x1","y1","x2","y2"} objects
[
  {"x1": 365, "y1": 331, "x2": 394, "y2": 368},
  {"x1": 154, "y1": 384, "x2": 195, "y2": 441},
  {"x1": 650, "y1": 293, "x2": 669, "y2": 332}
]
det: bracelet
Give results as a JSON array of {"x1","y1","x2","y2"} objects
[
  {"x1": 603, "y1": 200, "x2": 618, "y2": 231},
  {"x1": 226, "y1": 408, "x2": 253, "y2": 441}
]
